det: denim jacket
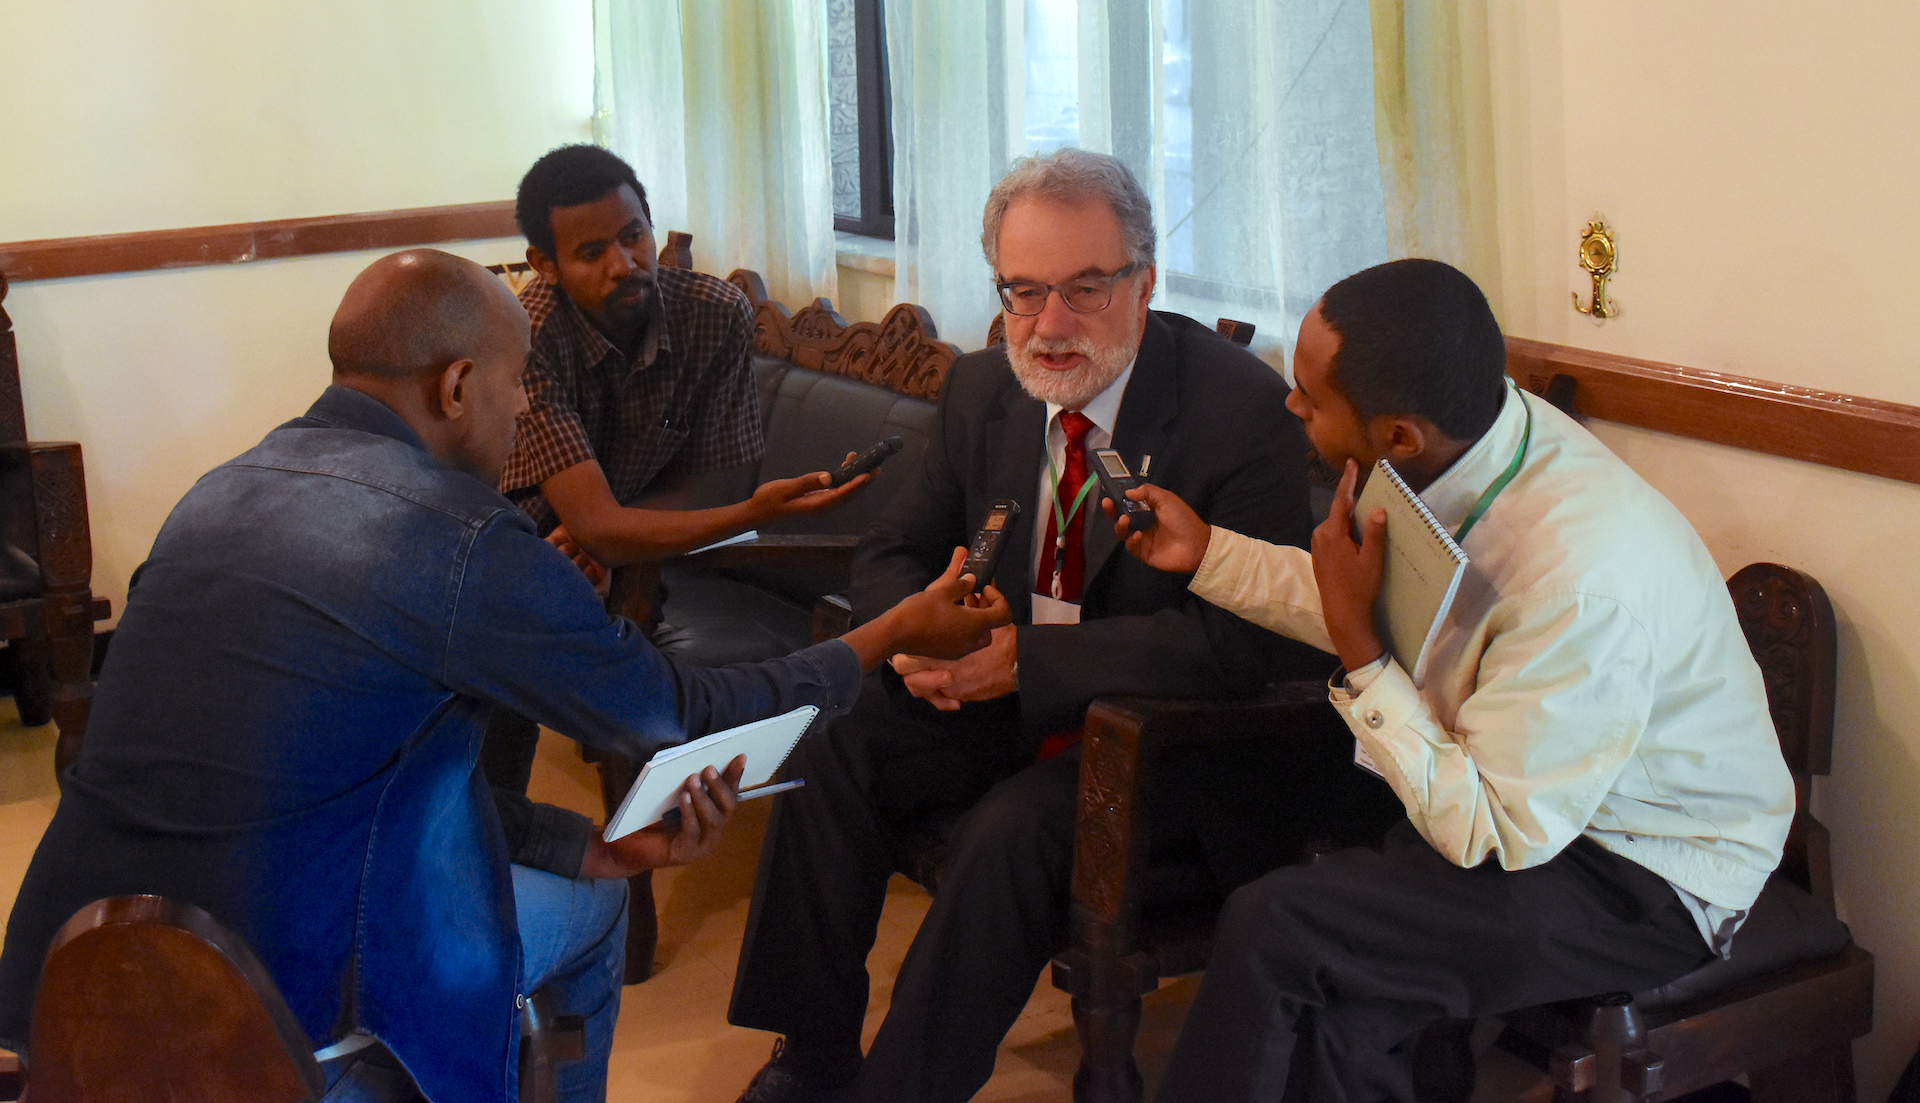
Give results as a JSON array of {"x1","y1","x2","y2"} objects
[{"x1": 0, "y1": 386, "x2": 860, "y2": 1102}]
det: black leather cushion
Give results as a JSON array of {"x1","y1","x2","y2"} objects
[
  {"x1": 754, "y1": 369, "x2": 937, "y2": 537},
  {"x1": 1633, "y1": 873, "x2": 1852, "y2": 1009},
  {"x1": 651, "y1": 565, "x2": 816, "y2": 667},
  {"x1": 650, "y1": 360, "x2": 940, "y2": 667}
]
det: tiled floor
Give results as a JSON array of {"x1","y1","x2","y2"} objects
[{"x1": 0, "y1": 702, "x2": 1550, "y2": 1101}]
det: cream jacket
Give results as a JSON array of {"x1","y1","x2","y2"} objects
[{"x1": 1190, "y1": 385, "x2": 1793, "y2": 910}]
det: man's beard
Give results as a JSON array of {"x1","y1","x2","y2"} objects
[
  {"x1": 1007, "y1": 332, "x2": 1136, "y2": 409},
  {"x1": 600, "y1": 274, "x2": 657, "y2": 335}
]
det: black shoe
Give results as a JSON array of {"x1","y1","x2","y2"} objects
[{"x1": 735, "y1": 1039, "x2": 855, "y2": 1103}]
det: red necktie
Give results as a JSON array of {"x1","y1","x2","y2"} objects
[{"x1": 1034, "y1": 410, "x2": 1094, "y2": 605}]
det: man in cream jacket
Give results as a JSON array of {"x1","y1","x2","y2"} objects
[{"x1": 1117, "y1": 259, "x2": 1793, "y2": 1103}]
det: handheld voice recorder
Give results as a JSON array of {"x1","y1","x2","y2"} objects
[
  {"x1": 1091, "y1": 448, "x2": 1155, "y2": 531},
  {"x1": 961, "y1": 499, "x2": 1021, "y2": 593},
  {"x1": 830, "y1": 435, "x2": 904, "y2": 488}
]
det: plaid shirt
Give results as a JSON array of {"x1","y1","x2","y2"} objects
[{"x1": 499, "y1": 267, "x2": 764, "y2": 531}]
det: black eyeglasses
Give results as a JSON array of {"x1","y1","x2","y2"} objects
[{"x1": 995, "y1": 264, "x2": 1141, "y2": 316}]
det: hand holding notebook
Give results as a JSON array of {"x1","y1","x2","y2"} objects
[{"x1": 1315, "y1": 458, "x2": 1468, "y2": 684}]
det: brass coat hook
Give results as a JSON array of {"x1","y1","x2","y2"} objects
[{"x1": 1573, "y1": 218, "x2": 1617, "y2": 319}]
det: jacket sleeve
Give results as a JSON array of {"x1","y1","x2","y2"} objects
[
  {"x1": 1335, "y1": 590, "x2": 1655, "y2": 871},
  {"x1": 444, "y1": 512, "x2": 865, "y2": 765}
]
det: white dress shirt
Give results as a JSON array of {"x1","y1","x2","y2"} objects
[
  {"x1": 1029, "y1": 363, "x2": 1135, "y2": 625},
  {"x1": 1187, "y1": 383, "x2": 1794, "y2": 940}
]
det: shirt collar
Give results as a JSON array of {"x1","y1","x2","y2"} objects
[
  {"x1": 301, "y1": 384, "x2": 431, "y2": 454},
  {"x1": 1045, "y1": 357, "x2": 1137, "y2": 440},
  {"x1": 547, "y1": 276, "x2": 669, "y2": 376},
  {"x1": 1407, "y1": 380, "x2": 1530, "y2": 535}
]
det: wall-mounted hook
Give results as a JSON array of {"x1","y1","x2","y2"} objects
[{"x1": 1572, "y1": 218, "x2": 1617, "y2": 319}]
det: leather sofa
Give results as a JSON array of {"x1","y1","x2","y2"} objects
[{"x1": 648, "y1": 275, "x2": 960, "y2": 667}]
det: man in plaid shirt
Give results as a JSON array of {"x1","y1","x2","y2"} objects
[
  {"x1": 501, "y1": 144, "x2": 865, "y2": 566},
  {"x1": 484, "y1": 146, "x2": 871, "y2": 885}
]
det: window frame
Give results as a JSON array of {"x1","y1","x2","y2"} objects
[{"x1": 834, "y1": 0, "x2": 895, "y2": 239}]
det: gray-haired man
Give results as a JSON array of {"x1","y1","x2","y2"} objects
[{"x1": 726, "y1": 149, "x2": 1396, "y2": 1103}]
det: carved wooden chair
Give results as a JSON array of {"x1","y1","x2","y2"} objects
[
  {"x1": 3, "y1": 895, "x2": 582, "y2": 1103},
  {"x1": 1487, "y1": 562, "x2": 1871, "y2": 1103},
  {"x1": 0, "y1": 272, "x2": 110, "y2": 777},
  {"x1": 1055, "y1": 563, "x2": 1873, "y2": 1103}
]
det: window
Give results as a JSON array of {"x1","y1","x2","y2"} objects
[{"x1": 828, "y1": 0, "x2": 894, "y2": 238}]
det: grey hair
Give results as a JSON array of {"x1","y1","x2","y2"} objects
[{"x1": 980, "y1": 148, "x2": 1156, "y2": 272}]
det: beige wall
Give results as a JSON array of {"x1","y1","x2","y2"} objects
[
  {"x1": 1, "y1": 0, "x2": 595, "y2": 617},
  {"x1": 1482, "y1": 3, "x2": 1920, "y2": 1094}
]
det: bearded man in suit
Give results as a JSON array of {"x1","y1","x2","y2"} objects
[{"x1": 728, "y1": 148, "x2": 1399, "y2": 1103}]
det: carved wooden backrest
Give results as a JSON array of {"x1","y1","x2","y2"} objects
[
  {"x1": 30, "y1": 895, "x2": 324, "y2": 1103},
  {"x1": 1728, "y1": 561, "x2": 1836, "y2": 902},
  {"x1": 1729, "y1": 562, "x2": 1836, "y2": 780},
  {"x1": 729, "y1": 268, "x2": 960, "y2": 401}
]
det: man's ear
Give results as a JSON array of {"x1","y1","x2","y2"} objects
[
  {"x1": 1375, "y1": 415, "x2": 1431, "y2": 467},
  {"x1": 435, "y1": 358, "x2": 478, "y2": 420},
  {"x1": 526, "y1": 244, "x2": 559, "y2": 285}
]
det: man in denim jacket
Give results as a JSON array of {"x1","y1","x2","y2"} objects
[{"x1": 0, "y1": 250, "x2": 1005, "y2": 1103}]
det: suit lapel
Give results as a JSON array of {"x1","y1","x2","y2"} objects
[
  {"x1": 1084, "y1": 314, "x2": 1179, "y2": 587},
  {"x1": 979, "y1": 373, "x2": 1046, "y2": 623}
]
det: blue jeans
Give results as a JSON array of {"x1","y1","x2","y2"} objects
[{"x1": 322, "y1": 864, "x2": 629, "y2": 1102}]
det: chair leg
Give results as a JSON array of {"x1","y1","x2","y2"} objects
[
  {"x1": 593, "y1": 752, "x2": 658, "y2": 984},
  {"x1": 45, "y1": 590, "x2": 95, "y2": 776},
  {"x1": 519, "y1": 988, "x2": 587, "y2": 1103},
  {"x1": 1068, "y1": 988, "x2": 1144, "y2": 1103},
  {"x1": 1548, "y1": 994, "x2": 1660, "y2": 1103},
  {"x1": 1053, "y1": 943, "x2": 1155, "y2": 1103},
  {"x1": 1749, "y1": 1040, "x2": 1857, "y2": 1103},
  {"x1": 9, "y1": 632, "x2": 51, "y2": 728}
]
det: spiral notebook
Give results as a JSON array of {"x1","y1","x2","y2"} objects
[
  {"x1": 603, "y1": 705, "x2": 818, "y2": 841},
  {"x1": 1355, "y1": 460, "x2": 1469, "y2": 685}
]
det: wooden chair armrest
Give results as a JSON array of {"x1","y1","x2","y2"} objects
[{"x1": 1068, "y1": 682, "x2": 1340, "y2": 930}]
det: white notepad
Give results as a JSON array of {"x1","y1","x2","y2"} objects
[
  {"x1": 602, "y1": 705, "x2": 818, "y2": 840},
  {"x1": 1355, "y1": 460, "x2": 1469, "y2": 685}
]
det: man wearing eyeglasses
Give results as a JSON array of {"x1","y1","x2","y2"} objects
[{"x1": 727, "y1": 149, "x2": 1396, "y2": 1103}]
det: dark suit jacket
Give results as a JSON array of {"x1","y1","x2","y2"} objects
[{"x1": 848, "y1": 310, "x2": 1327, "y2": 738}]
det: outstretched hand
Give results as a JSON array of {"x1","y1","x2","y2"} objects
[
  {"x1": 750, "y1": 458, "x2": 873, "y2": 521},
  {"x1": 839, "y1": 548, "x2": 1012, "y2": 670},
  {"x1": 1311, "y1": 458, "x2": 1388, "y2": 672},
  {"x1": 1110, "y1": 484, "x2": 1210, "y2": 574},
  {"x1": 581, "y1": 755, "x2": 747, "y2": 878}
]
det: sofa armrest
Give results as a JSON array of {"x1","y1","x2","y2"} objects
[
  {"x1": 683, "y1": 533, "x2": 860, "y2": 577},
  {"x1": 812, "y1": 593, "x2": 854, "y2": 644}
]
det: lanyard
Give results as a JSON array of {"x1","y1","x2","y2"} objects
[
  {"x1": 1452, "y1": 393, "x2": 1532, "y2": 544},
  {"x1": 1045, "y1": 445, "x2": 1100, "y2": 598}
]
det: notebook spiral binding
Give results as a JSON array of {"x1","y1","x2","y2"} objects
[{"x1": 1373, "y1": 460, "x2": 1468, "y2": 561}]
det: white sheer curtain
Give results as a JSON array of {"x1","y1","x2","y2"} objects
[
  {"x1": 887, "y1": 0, "x2": 1390, "y2": 361},
  {"x1": 594, "y1": 0, "x2": 839, "y2": 309}
]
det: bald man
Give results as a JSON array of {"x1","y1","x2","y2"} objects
[{"x1": 0, "y1": 250, "x2": 1005, "y2": 1103}]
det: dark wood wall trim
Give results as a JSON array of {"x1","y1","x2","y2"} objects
[
  {"x1": 0, "y1": 201, "x2": 518, "y2": 283},
  {"x1": 1508, "y1": 336, "x2": 1920, "y2": 487}
]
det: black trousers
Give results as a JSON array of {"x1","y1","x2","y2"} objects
[
  {"x1": 1154, "y1": 822, "x2": 1716, "y2": 1103},
  {"x1": 729, "y1": 669, "x2": 1402, "y2": 1103}
]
